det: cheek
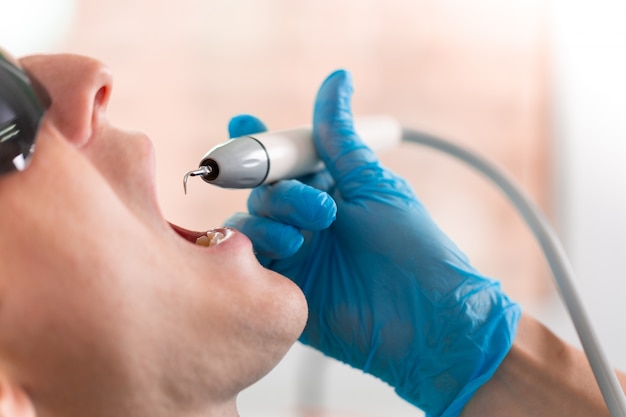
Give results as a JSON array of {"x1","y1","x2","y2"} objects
[
  {"x1": 0, "y1": 248, "x2": 184, "y2": 413},
  {"x1": 0, "y1": 272, "x2": 134, "y2": 404},
  {"x1": 0, "y1": 225, "x2": 165, "y2": 408}
]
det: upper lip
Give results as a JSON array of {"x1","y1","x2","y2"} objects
[{"x1": 169, "y1": 223, "x2": 207, "y2": 243}]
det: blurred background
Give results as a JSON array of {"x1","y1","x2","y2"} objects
[{"x1": 3, "y1": 0, "x2": 625, "y2": 415}]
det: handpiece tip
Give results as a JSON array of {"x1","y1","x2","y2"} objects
[{"x1": 183, "y1": 166, "x2": 212, "y2": 195}]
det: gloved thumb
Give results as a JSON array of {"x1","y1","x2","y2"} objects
[
  {"x1": 312, "y1": 70, "x2": 382, "y2": 199},
  {"x1": 228, "y1": 114, "x2": 267, "y2": 138}
]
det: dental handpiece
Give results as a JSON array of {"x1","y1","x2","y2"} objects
[{"x1": 183, "y1": 116, "x2": 403, "y2": 191}]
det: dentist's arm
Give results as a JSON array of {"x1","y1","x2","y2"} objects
[{"x1": 461, "y1": 314, "x2": 626, "y2": 417}]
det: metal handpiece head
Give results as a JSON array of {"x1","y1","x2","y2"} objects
[{"x1": 183, "y1": 166, "x2": 212, "y2": 194}]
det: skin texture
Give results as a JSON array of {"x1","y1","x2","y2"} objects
[
  {"x1": 460, "y1": 314, "x2": 626, "y2": 417},
  {"x1": 0, "y1": 52, "x2": 307, "y2": 417}
]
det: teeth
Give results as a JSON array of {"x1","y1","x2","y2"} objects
[{"x1": 195, "y1": 230, "x2": 229, "y2": 247}]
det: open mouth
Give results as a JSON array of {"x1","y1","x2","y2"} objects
[{"x1": 169, "y1": 223, "x2": 233, "y2": 247}]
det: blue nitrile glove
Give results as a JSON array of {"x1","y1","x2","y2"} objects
[{"x1": 224, "y1": 70, "x2": 521, "y2": 417}]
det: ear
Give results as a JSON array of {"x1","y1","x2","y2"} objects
[{"x1": 0, "y1": 374, "x2": 35, "y2": 417}]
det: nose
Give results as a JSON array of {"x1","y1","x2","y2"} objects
[{"x1": 19, "y1": 54, "x2": 113, "y2": 147}]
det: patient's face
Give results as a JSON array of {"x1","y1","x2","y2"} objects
[{"x1": 0, "y1": 52, "x2": 307, "y2": 417}]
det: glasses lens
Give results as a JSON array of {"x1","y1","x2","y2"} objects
[{"x1": 0, "y1": 55, "x2": 49, "y2": 174}]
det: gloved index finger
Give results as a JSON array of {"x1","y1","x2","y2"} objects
[{"x1": 247, "y1": 180, "x2": 337, "y2": 231}]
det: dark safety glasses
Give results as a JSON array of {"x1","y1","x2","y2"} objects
[{"x1": 0, "y1": 51, "x2": 51, "y2": 175}]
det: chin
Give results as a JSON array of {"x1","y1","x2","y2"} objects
[{"x1": 280, "y1": 294, "x2": 308, "y2": 354}]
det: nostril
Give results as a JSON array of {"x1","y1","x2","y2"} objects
[{"x1": 94, "y1": 85, "x2": 110, "y2": 111}]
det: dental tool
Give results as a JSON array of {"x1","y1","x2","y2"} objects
[
  {"x1": 182, "y1": 117, "x2": 626, "y2": 416},
  {"x1": 182, "y1": 116, "x2": 402, "y2": 192}
]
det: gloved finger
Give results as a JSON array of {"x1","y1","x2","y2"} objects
[
  {"x1": 297, "y1": 170, "x2": 335, "y2": 195},
  {"x1": 312, "y1": 70, "x2": 384, "y2": 198},
  {"x1": 247, "y1": 180, "x2": 337, "y2": 231},
  {"x1": 228, "y1": 114, "x2": 268, "y2": 138},
  {"x1": 223, "y1": 212, "x2": 304, "y2": 259}
]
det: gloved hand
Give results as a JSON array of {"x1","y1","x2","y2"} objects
[{"x1": 224, "y1": 70, "x2": 521, "y2": 417}]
